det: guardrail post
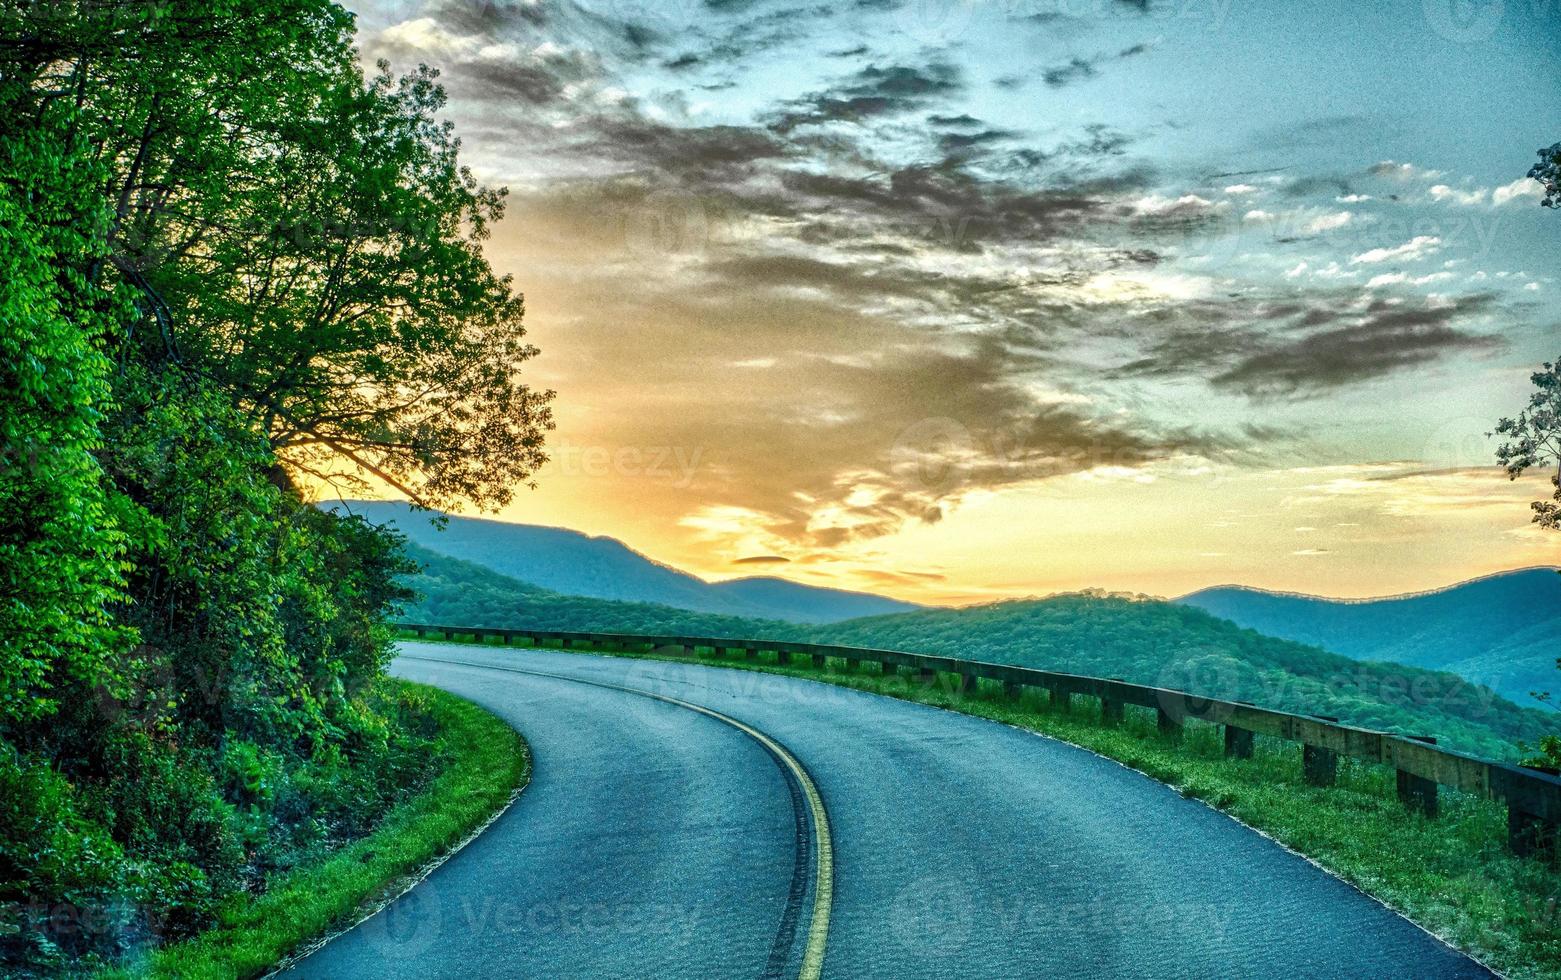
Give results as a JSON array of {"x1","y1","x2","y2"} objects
[
  {"x1": 958, "y1": 672, "x2": 977, "y2": 695},
  {"x1": 1101, "y1": 698, "x2": 1123, "y2": 726},
  {"x1": 1050, "y1": 688, "x2": 1072, "y2": 713},
  {"x1": 881, "y1": 660, "x2": 896, "y2": 678},
  {"x1": 1396, "y1": 735, "x2": 1439, "y2": 818},
  {"x1": 1303, "y1": 745, "x2": 1338, "y2": 787},
  {"x1": 745, "y1": 646, "x2": 757, "y2": 660},
  {"x1": 414, "y1": 627, "x2": 426, "y2": 638},
  {"x1": 812, "y1": 653, "x2": 826, "y2": 668},
  {"x1": 1156, "y1": 706, "x2": 1181, "y2": 739},
  {"x1": 1003, "y1": 679, "x2": 1021, "y2": 699},
  {"x1": 1224, "y1": 726, "x2": 1254, "y2": 759},
  {"x1": 1509, "y1": 806, "x2": 1558, "y2": 860},
  {"x1": 917, "y1": 665, "x2": 936, "y2": 686},
  {"x1": 1302, "y1": 716, "x2": 1340, "y2": 787}
]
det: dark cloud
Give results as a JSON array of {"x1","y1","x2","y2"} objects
[
  {"x1": 1042, "y1": 41, "x2": 1155, "y2": 88},
  {"x1": 732, "y1": 555, "x2": 791, "y2": 564},
  {"x1": 1213, "y1": 294, "x2": 1505, "y2": 397},
  {"x1": 1120, "y1": 293, "x2": 1506, "y2": 398},
  {"x1": 769, "y1": 61, "x2": 962, "y2": 132},
  {"x1": 1044, "y1": 57, "x2": 1099, "y2": 88}
]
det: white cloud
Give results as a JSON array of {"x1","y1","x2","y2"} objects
[
  {"x1": 1493, "y1": 177, "x2": 1545, "y2": 206},
  {"x1": 1241, "y1": 207, "x2": 1352, "y2": 233},
  {"x1": 1429, "y1": 184, "x2": 1488, "y2": 206},
  {"x1": 1285, "y1": 261, "x2": 1308, "y2": 278},
  {"x1": 1370, "y1": 160, "x2": 1444, "y2": 181},
  {"x1": 1366, "y1": 270, "x2": 1453, "y2": 288},
  {"x1": 1367, "y1": 272, "x2": 1407, "y2": 288},
  {"x1": 1223, "y1": 183, "x2": 1259, "y2": 195},
  {"x1": 1304, "y1": 210, "x2": 1354, "y2": 233},
  {"x1": 1132, "y1": 194, "x2": 1223, "y2": 216},
  {"x1": 1350, "y1": 235, "x2": 1441, "y2": 264}
]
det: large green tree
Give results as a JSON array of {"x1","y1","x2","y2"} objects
[
  {"x1": 1, "y1": 0, "x2": 553, "y2": 968},
  {"x1": 1494, "y1": 360, "x2": 1561, "y2": 532}
]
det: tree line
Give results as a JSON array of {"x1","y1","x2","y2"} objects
[{"x1": 0, "y1": 1, "x2": 551, "y2": 971}]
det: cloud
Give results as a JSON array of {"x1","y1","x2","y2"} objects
[
  {"x1": 1368, "y1": 160, "x2": 1444, "y2": 181},
  {"x1": 1118, "y1": 292, "x2": 1504, "y2": 398},
  {"x1": 1493, "y1": 177, "x2": 1545, "y2": 206},
  {"x1": 1429, "y1": 184, "x2": 1487, "y2": 206},
  {"x1": 1350, "y1": 235, "x2": 1440, "y2": 264},
  {"x1": 1041, "y1": 41, "x2": 1156, "y2": 88},
  {"x1": 732, "y1": 555, "x2": 790, "y2": 564},
  {"x1": 1208, "y1": 293, "x2": 1504, "y2": 397},
  {"x1": 769, "y1": 61, "x2": 962, "y2": 131},
  {"x1": 357, "y1": 0, "x2": 1551, "y2": 564}
]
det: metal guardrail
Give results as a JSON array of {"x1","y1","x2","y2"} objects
[{"x1": 398, "y1": 622, "x2": 1561, "y2": 859}]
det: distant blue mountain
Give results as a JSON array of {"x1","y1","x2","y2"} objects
[
  {"x1": 1178, "y1": 568, "x2": 1561, "y2": 706},
  {"x1": 334, "y1": 500, "x2": 922, "y2": 624}
]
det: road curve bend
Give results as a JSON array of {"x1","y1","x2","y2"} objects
[{"x1": 281, "y1": 642, "x2": 1492, "y2": 980}]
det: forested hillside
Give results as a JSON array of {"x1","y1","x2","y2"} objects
[
  {"x1": 0, "y1": 3, "x2": 550, "y2": 972},
  {"x1": 404, "y1": 560, "x2": 1546, "y2": 759},
  {"x1": 345, "y1": 500, "x2": 921, "y2": 622},
  {"x1": 807, "y1": 593, "x2": 1550, "y2": 760},
  {"x1": 406, "y1": 544, "x2": 799, "y2": 637},
  {"x1": 1179, "y1": 569, "x2": 1561, "y2": 706}
]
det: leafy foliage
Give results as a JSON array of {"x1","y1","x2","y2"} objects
[
  {"x1": 1491, "y1": 359, "x2": 1561, "y2": 768},
  {"x1": 1, "y1": 0, "x2": 550, "y2": 972},
  {"x1": 1530, "y1": 142, "x2": 1561, "y2": 209},
  {"x1": 1493, "y1": 359, "x2": 1561, "y2": 531}
]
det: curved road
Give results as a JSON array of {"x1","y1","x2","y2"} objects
[{"x1": 283, "y1": 642, "x2": 1492, "y2": 979}]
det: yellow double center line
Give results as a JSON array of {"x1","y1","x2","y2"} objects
[{"x1": 401, "y1": 653, "x2": 833, "y2": 980}]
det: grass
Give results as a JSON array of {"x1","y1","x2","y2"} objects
[
  {"x1": 412, "y1": 630, "x2": 1561, "y2": 980},
  {"x1": 103, "y1": 681, "x2": 530, "y2": 980}
]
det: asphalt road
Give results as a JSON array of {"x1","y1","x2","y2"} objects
[{"x1": 281, "y1": 642, "x2": 1493, "y2": 979}]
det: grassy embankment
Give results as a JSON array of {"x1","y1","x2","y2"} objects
[
  {"x1": 413, "y1": 630, "x2": 1561, "y2": 979},
  {"x1": 103, "y1": 682, "x2": 529, "y2": 980}
]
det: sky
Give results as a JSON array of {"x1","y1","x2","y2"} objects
[{"x1": 342, "y1": 0, "x2": 1561, "y2": 603}]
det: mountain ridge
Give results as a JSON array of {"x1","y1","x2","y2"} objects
[
  {"x1": 1177, "y1": 567, "x2": 1561, "y2": 706},
  {"x1": 333, "y1": 499, "x2": 922, "y2": 624},
  {"x1": 1176, "y1": 565, "x2": 1561, "y2": 605}
]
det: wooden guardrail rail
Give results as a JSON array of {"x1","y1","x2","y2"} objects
[{"x1": 398, "y1": 622, "x2": 1561, "y2": 859}]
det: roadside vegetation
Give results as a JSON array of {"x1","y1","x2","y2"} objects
[
  {"x1": 2, "y1": 2, "x2": 549, "y2": 974},
  {"x1": 417, "y1": 631, "x2": 1561, "y2": 979},
  {"x1": 104, "y1": 682, "x2": 528, "y2": 980}
]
